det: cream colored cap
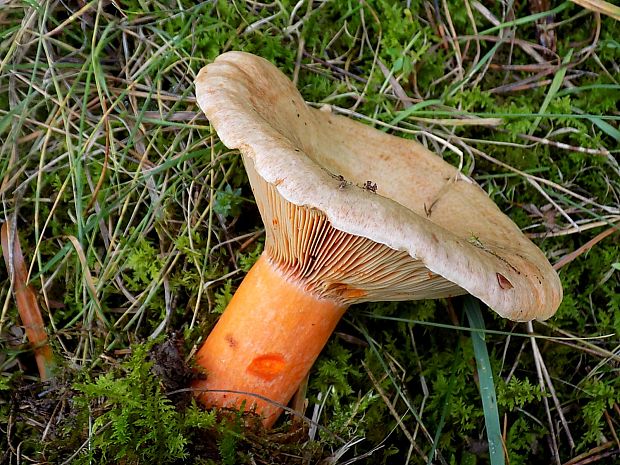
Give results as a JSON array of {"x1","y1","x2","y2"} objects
[{"x1": 195, "y1": 51, "x2": 562, "y2": 321}]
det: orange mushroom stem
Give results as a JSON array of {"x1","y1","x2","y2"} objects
[{"x1": 193, "y1": 254, "x2": 346, "y2": 427}]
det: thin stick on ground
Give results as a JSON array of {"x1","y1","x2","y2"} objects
[
  {"x1": 362, "y1": 360, "x2": 430, "y2": 464},
  {"x1": 527, "y1": 321, "x2": 575, "y2": 450},
  {"x1": 553, "y1": 225, "x2": 620, "y2": 270},
  {"x1": 563, "y1": 441, "x2": 617, "y2": 465},
  {"x1": 527, "y1": 320, "x2": 566, "y2": 464}
]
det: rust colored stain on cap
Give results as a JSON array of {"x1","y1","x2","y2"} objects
[
  {"x1": 247, "y1": 353, "x2": 286, "y2": 380},
  {"x1": 496, "y1": 273, "x2": 514, "y2": 290}
]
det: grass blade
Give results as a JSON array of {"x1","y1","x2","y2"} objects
[
  {"x1": 464, "y1": 296, "x2": 505, "y2": 465},
  {"x1": 478, "y1": 2, "x2": 571, "y2": 35},
  {"x1": 529, "y1": 49, "x2": 573, "y2": 135},
  {"x1": 570, "y1": 0, "x2": 620, "y2": 20}
]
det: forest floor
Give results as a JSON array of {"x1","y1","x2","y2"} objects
[{"x1": 1, "y1": 1, "x2": 619, "y2": 464}]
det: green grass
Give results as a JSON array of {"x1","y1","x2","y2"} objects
[{"x1": 1, "y1": 0, "x2": 619, "y2": 463}]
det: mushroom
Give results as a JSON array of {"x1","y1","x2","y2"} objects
[{"x1": 192, "y1": 51, "x2": 562, "y2": 427}]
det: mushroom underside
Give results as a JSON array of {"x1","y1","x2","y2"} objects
[{"x1": 247, "y1": 155, "x2": 466, "y2": 305}]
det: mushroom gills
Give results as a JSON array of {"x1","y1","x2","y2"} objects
[{"x1": 247, "y1": 154, "x2": 467, "y2": 305}]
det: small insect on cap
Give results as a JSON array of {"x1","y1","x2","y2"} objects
[{"x1": 195, "y1": 52, "x2": 562, "y2": 322}]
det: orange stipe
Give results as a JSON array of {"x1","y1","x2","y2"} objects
[
  {"x1": 247, "y1": 353, "x2": 286, "y2": 380},
  {"x1": 193, "y1": 254, "x2": 347, "y2": 427}
]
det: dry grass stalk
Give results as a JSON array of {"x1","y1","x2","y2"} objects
[{"x1": 1, "y1": 221, "x2": 54, "y2": 380}]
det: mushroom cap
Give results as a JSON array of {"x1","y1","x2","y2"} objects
[{"x1": 195, "y1": 51, "x2": 562, "y2": 322}]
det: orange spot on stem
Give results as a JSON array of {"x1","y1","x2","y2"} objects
[{"x1": 247, "y1": 353, "x2": 286, "y2": 381}]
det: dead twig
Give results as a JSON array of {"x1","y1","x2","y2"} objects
[
  {"x1": 527, "y1": 321, "x2": 562, "y2": 464},
  {"x1": 563, "y1": 441, "x2": 618, "y2": 465},
  {"x1": 362, "y1": 360, "x2": 431, "y2": 464},
  {"x1": 553, "y1": 225, "x2": 620, "y2": 270}
]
